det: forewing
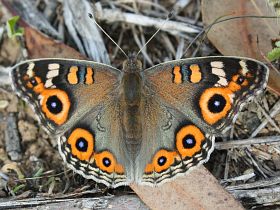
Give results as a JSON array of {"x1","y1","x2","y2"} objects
[
  {"x1": 143, "y1": 56, "x2": 269, "y2": 134},
  {"x1": 11, "y1": 58, "x2": 122, "y2": 134}
]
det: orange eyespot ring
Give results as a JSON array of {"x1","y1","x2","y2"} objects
[
  {"x1": 145, "y1": 149, "x2": 177, "y2": 173},
  {"x1": 67, "y1": 128, "x2": 94, "y2": 161},
  {"x1": 94, "y1": 151, "x2": 124, "y2": 174},
  {"x1": 176, "y1": 125, "x2": 205, "y2": 158},
  {"x1": 41, "y1": 89, "x2": 71, "y2": 125},
  {"x1": 199, "y1": 87, "x2": 232, "y2": 125}
]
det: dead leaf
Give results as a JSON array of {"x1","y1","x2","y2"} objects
[
  {"x1": 131, "y1": 167, "x2": 244, "y2": 210},
  {"x1": 24, "y1": 27, "x2": 87, "y2": 60},
  {"x1": 201, "y1": 0, "x2": 280, "y2": 95}
]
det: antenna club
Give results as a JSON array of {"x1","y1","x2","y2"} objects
[
  {"x1": 168, "y1": 10, "x2": 174, "y2": 19},
  {"x1": 88, "y1": 13, "x2": 93, "y2": 18}
]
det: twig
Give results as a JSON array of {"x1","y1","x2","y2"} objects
[
  {"x1": 172, "y1": 0, "x2": 192, "y2": 15},
  {"x1": 221, "y1": 172, "x2": 256, "y2": 183},
  {"x1": 215, "y1": 136, "x2": 280, "y2": 150},
  {"x1": 95, "y1": 7, "x2": 201, "y2": 35},
  {"x1": 223, "y1": 150, "x2": 231, "y2": 179},
  {"x1": 245, "y1": 149, "x2": 267, "y2": 178},
  {"x1": 229, "y1": 185, "x2": 280, "y2": 207},
  {"x1": 64, "y1": 0, "x2": 111, "y2": 64},
  {"x1": 0, "y1": 195, "x2": 147, "y2": 209},
  {"x1": 250, "y1": 99, "x2": 280, "y2": 137},
  {"x1": 226, "y1": 176, "x2": 280, "y2": 191}
]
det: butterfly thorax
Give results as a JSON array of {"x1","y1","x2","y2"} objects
[
  {"x1": 120, "y1": 58, "x2": 143, "y2": 155},
  {"x1": 122, "y1": 55, "x2": 142, "y2": 72}
]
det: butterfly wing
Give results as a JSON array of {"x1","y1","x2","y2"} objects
[
  {"x1": 11, "y1": 59, "x2": 131, "y2": 187},
  {"x1": 144, "y1": 56, "x2": 268, "y2": 134},
  {"x1": 11, "y1": 58, "x2": 122, "y2": 134},
  {"x1": 135, "y1": 93, "x2": 215, "y2": 185},
  {"x1": 136, "y1": 56, "x2": 269, "y2": 185},
  {"x1": 58, "y1": 99, "x2": 131, "y2": 187}
]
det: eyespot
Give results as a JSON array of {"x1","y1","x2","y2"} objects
[
  {"x1": 46, "y1": 95, "x2": 63, "y2": 114},
  {"x1": 199, "y1": 87, "x2": 232, "y2": 125},
  {"x1": 67, "y1": 128, "x2": 94, "y2": 161},
  {"x1": 26, "y1": 76, "x2": 45, "y2": 93},
  {"x1": 236, "y1": 75, "x2": 245, "y2": 85},
  {"x1": 144, "y1": 149, "x2": 177, "y2": 173},
  {"x1": 76, "y1": 137, "x2": 88, "y2": 152},
  {"x1": 94, "y1": 151, "x2": 124, "y2": 174},
  {"x1": 228, "y1": 75, "x2": 249, "y2": 92},
  {"x1": 30, "y1": 78, "x2": 38, "y2": 86},
  {"x1": 207, "y1": 94, "x2": 226, "y2": 113},
  {"x1": 176, "y1": 125, "x2": 205, "y2": 158},
  {"x1": 41, "y1": 89, "x2": 71, "y2": 125}
]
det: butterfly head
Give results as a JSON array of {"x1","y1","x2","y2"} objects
[{"x1": 122, "y1": 52, "x2": 142, "y2": 72}]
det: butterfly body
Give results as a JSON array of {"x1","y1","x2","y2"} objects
[
  {"x1": 11, "y1": 56, "x2": 269, "y2": 187},
  {"x1": 120, "y1": 58, "x2": 143, "y2": 154}
]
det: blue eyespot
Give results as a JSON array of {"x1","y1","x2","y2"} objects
[
  {"x1": 75, "y1": 137, "x2": 88, "y2": 152},
  {"x1": 157, "y1": 156, "x2": 167, "y2": 166},
  {"x1": 207, "y1": 94, "x2": 226, "y2": 113},
  {"x1": 102, "y1": 157, "x2": 111, "y2": 167},
  {"x1": 182, "y1": 134, "x2": 196, "y2": 149},
  {"x1": 46, "y1": 95, "x2": 63, "y2": 114}
]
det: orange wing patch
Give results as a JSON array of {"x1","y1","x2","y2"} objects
[
  {"x1": 67, "y1": 66, "x2": 79, "y2": 85},
  {"x1": 189, "y1": 64, "x2": 202, "y2": 83},
  {"x1": 85, "y1": 66, "x2": 94, "y2": 85},
  {"x1": 172, "y1": 66, "x2": 182, "y2": 84}
]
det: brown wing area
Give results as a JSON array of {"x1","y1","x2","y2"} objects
[{"x1": 11, "y1": 59, "x2": 122, "y2": 134}]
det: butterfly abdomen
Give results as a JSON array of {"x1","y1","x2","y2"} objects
[{"x1": 120, "y1": 72, "x2": 143, "y2": 153}]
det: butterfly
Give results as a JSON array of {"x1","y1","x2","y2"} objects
[{"x1": 10, "y1": 55, "x2": 269, "y2": 187}]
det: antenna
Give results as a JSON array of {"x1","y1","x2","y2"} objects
[
  {"x1": 88, "y1": 13, "x2": 128, "y2": 58},
  {"x1": 136, "y1": 10, "x2": 174, "y2": 57}
]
